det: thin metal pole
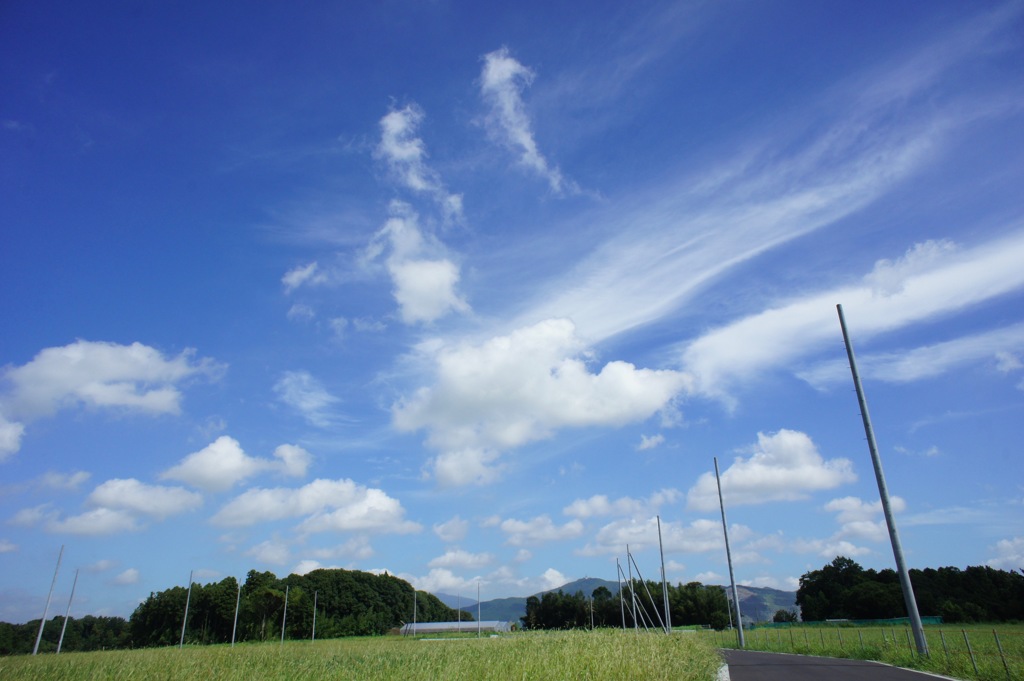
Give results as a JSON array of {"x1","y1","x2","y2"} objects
[
  {"x1": 56, "y1": 568, "x2": 79, "y2": 654},
  {"x1": 626, "y1": 545, "x2": 638, "y2": 631},
  {"x1": 280, "y1": 585, "x2": 289, "y2": 645},
  {"x1": 837, "y1": 304, "x2": 928, "y2": 656},
  {"x1": 715, "y1": 457, "x2": 745, "y2": 648},
  {"x1": 616, "y1": 559, "x2": 625, "y2": 629},
  {"x1": 312, "y1": 590, "x2": 317, "y2": 642},
  {"x1": 33, "y1": 544, "x2": 64, "y2": 655},
  {"x1": 179, "y1": 570, "x2": 193, "y2": 649},
  {"x1": 477, "y1": 581, "x2": 481, "y2": 638},
  {"x1": 231, "y1": 582, "x2": 240, "y2": 647},
  {"x1": 657, "y1": 515, "x2": 672, "y2": 634}
]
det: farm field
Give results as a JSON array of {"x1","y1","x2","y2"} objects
[
  {"x1": 704, "y1": 623, "x2": 1024, "y2": 681},
  {"x1": 0, "y1": 629, "x2": 723, "y2": 681}
]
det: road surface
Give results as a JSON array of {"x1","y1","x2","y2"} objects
[{"x1": 720, "y1": 650, "x2": 953, "y2": 681}]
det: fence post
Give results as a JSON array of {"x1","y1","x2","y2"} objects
[
  {"x1": 993, "y1": 630, "x2": 1010, "y2": 681},
  {"x1": 804, "y1": 630, "x2": 809, "y2": 648},
  {"x1": 963, "y1": 630, "x2": 979, "y2": 676},
  {"x1": 838, "y1": 629, "x2": 844, "y2": 650},
  {"x1": 939, "y1": 630, "x2": 949, "y2": 670},
  {"x1": 820, "y1": 629, "x2": 826, "y2": 650},
  {"x1": 858, "y1": 630, "x2": 864, "y2": 650},
  {"x1": 906, "y1": 629, "x2": 914, "y2": 657}
]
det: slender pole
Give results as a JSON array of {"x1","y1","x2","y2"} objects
[
  {"x1": 57, "y1": 568, "x2": 79, "y2": 654},
  {"x1": 231, "y1": 582, "x2": 240, "y2": 647},
  {"x1": 179, "y1": 570, "x2": 193, "y2": 649},
  {"x1": 657, "y1": 515, "x2": 672, "y2": 634},
  {"x1": 280, "y1": 585, "x2": 289, "y2": 645},
  {"x1": 33, "y1": 544, "x2": 64, "y2": 655},
  {"x1": 413, "y1": 590, "x2": 417, "y2": 629},
  {"x1": 477, "y1": 581, "x2": 481, "y2": 638},
  {"x1": 837, "y1": 303, "x2": 928, "y2": 656},
  {"x1": 616, "y1": 559, "x2": 625, "y2": 629},
  {"x1": 312, "y1": 590, "x2": 317, "y2": 642},
  {"x1": 626, "y1": 545, "x2": 638, "y2": 631},
  {"x1": 715, "y1": 457, "x2": 745, "y2": 648}
]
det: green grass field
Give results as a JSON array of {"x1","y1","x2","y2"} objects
[
  {"x1": 0, "y1": 629, "x2": 723, "y2": 681},
  {"x1": 705, "y1": 623, "x2": 1024, "y2": 681}
]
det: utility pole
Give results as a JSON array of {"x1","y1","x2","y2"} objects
[
  {"x1": 33, "y1": 545, "x2": 64, "y2": 655},
  {"x1": 715, "y1": 457, "x2": 744, "y2": 648},
  {"x1": 837, "y1": 303, "x2": 928, "y2": 656}
]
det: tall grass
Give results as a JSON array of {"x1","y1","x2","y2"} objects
[
  {"x1": 707, "y1": 623, "x2": 1023, "y2": 681},
  {"x1": 0, "y1": 629, "x2": 723, "y2": 681}
]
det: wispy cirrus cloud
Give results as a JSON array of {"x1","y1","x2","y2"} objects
[
  {"x1": 274, "y1": 370, "x2": 341, "y2": 427},
  {"x1": 480, "y1": 47, "x2": 577, "y2": 195}
]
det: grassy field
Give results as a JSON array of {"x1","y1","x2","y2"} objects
[
  {"x1": 705, "y1": 623, "x2": 1023, "y2": 681},
  {"x1": 0, "y1": 629, "x2": 724, "y2": 681}
]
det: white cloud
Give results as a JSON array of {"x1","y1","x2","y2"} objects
[
  {"x1": 85, "y1": 559, "x2": 116, "y2": 573},
  {"x1": 434, "y1": 515, "x2": 470, "y2": 543},
  {"x1": 987, "y1": 537, "x2": 1024, "y2": 570},
  {"x1": 282, "y1": 261, "x2": 327, "y2": 293},
  {"x1": 0, "y1": 414, "x2": 25, "y2": 461},
  {"x1": 293, "y1": 559, "x2": 333, "y2": 576},
  {"x1": 375, "y1": 104, "x2": 464, "y2": 221},
  {"x1": 824, "y1": 495, "x2": 906, "y2": 542},
  {"x1": 407, "y1": 568, "x2": 477, "y2": 595},
  {"x1": 686, "y1": 430, "x2": 856, "y2": 511},
  {"x1": 161, "y1": 436, "x2": 312, "y2": 492},
  {"x1": 579, "y1": 516, "x2": 751, "y2": 557},
  {"x1": 995, "y1": 351, "x2": 1023, "y2": 373},
  {"x1": 113, "y1": 568, "x2": 140, "y2": 585},
  {"x1": 637, "y1": 434, "x2": 665, "y2": 451},
  {"x1": 683, "y1": 232, "x2": 1024, "y2": 401},
  {"x1": 1, "y1": 340, "x2": 221, "y2": 421},
  {"x1": 479, "y1": 47, "x2": 575, "y2": 195},
  {"x1": 395, "y1": 318, "x2": 689, "y2": 485},
  {"x1": 246, "y1": 539, "x2": 291, "y2": 566},
  {"x1": 47, "y1": 508, "x2": 141, "y2": 536},
  {"x1": 87, "y1": 478, "x2": 203, "y2": 520},
  {"x1": 562, "y1": 489, "x2": 680, "y2": 520},
  {"x1": 287, "y1": 303, "x2": 316, "y2": 322},
  {"x1": 0, "y1": 539, "x2": 16, "y2": 553},
  {"x1": 369, "y1": 203, "x2": 469, "y2": 325},
  {"x1": 791, "y1": 537, "x2": 872, "y2": 559},
  {"x1": 211, "y1": 478, "x2": 421, "y2": 535},
  {"x1": 274, "y1": 371, "x2": 340, "y2": 428},
  {"x1": 428, "y1": 549, "x2": 494, "y2": 570},
  {"x1": 38, "y1": 470, "x2": 90, "y2": 490},
  {"x1": 498, "y1": 515, "x2": 584, "y2": 547}
]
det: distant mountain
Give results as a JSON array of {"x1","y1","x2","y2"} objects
[{"x1": 435, "y1": 577, "x2": 795, "y2": 625}]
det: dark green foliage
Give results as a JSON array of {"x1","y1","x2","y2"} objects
[
  {"x1": 0, "y1": 615, "x2": 130, "y2": 655},
  {"x1": 796, "y1": 557, "x2": 1024, "y2": 622},
  {"x1": 772, "y1": 609, "x2": 798, "y2": 623},
  {"x1": 123, "y1": 567, "x2": 464, "y2": 649},
  {"x1": 521, "y1": 580, "x2": 731, "y2": 631}
]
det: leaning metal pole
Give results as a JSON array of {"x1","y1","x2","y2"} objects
[
  {"x1": 657, "y1": 515, "x2": 672, "y2": 634},
  {"x1": 179, "y1": 570, "x2": 193, "y2": 649},
  {"x1": 33, "y1": 544, "x2": 64, "y2": 655},
  {"x1": 837, "y1": 304, "x2": 928, "y2": 656},
  {"x1": 715, "y1": 457, "x2": 745, "y2": 648},
  {"x1": 57, "y1": 568, "x2": 79, "y2": 654}
]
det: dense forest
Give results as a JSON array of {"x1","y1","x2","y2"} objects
[
  {"x1": 797, "y1": 557, "x2": 1024, "y2": 622},
  {"x1": 2, "y1": 567, "x2": 463, "y2": 654},
  {"x1": 522, "y1": 581, "x2": 731, "y2": 630}
]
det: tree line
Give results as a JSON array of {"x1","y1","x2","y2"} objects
[
  {"x1": 796, "y1": 556, "x2": 1024, "y2": 623},
  {"x1": 522, "y1": 581, "x2": 732, "y2": 630},
  {"x1": 3, "y1": 567, "x2": 464, "y2": 654}
]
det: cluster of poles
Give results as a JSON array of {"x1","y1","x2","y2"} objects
[{"x1": 31, "y1": 306, "x2": 928, "y2": 657}]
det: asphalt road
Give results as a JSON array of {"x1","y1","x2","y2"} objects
[{"x1": 721, "y1": 650, "x2": 950, "y2": 681}]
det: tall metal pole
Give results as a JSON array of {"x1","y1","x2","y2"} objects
[
  {"x1": 616, "y1": 559, "x2": 625, "y2": 629},
  {"x1": 626, "y1": 545, "x2": 638, "y2": 631},
  {"x1": 179, "y1": 570, "x2": 193, "y2": 649},
  {"x1": 837, "y1": 303, "x2": 929, "y2": 656},
  {"x1": 57, "y1": 568, "x2": 79, "y2": 654},
  {"x1": 715, "y1": 457, "x2": 745, "y2": 648},
  {"x1": 280, "y1": 585, "x2": 289, "y2": 645},
  {"x1": 657, "y1": 515, "x2": 672, "y2": 634},
  {"x1": 477, "y1": 581, "x2": 481, "y2": 638},
  {"x1": 33, "y1": 544, "x2": 64, "y2": 655},
  {"x1": 231, "y1": 582, "x2": 241, "y2": 647},
  {"x1": 312, "y1": 590, "x2": 317, "y2": 642}
]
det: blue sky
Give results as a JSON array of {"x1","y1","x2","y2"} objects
[{"x1": 2, "y1": 0, "x2": 1023, "y2": 623}]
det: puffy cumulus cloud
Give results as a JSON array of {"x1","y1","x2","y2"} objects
[
  {"x1": 687, "y1": 430, "x2": 856, "y2": 511},
  {"x1": 434, "y1": 515, "x2": 470, "y2": 543},
  {"x1": 211, "y1": 478, "x2": 420, "y2": 536},
  {"x1": 824, "y1": 495, "x2": 907, "y2": 542},
  {"x1": 368, "y1": 203, "x2": 469, "y2": 325},
  {"x1": 274, "y1": 371, "x2": 340, "y2": 428},
  {"x1": 0, "y1": 414, "x2": 25, "y2": 461},
  {"x1": 791, "y1": 537, "x2": 872, "y2": 559},
  {"x1": 282, "y1": 261, "x2": 328, "y2": 293},
  {"x1": 47, "y1": 508, "x2": 141, "y2": 536},
  {"x1": 498, "y1": 515, "x2": 584, "y2": 547},
  {"x1": 375, "y1": 105, "x2": 463, "y2": 222},
  {"x1": 479, "y1": 47, "x2": 575, "y2": 195},
  {"x1": 161, "y1": 436, "x2": 312, "y2": 492},
  {"x1": 562, "y1": 489, "x2": 681, "y2": 520},
  {"x1": 987, "y1": 537, "x2": 1024, "y2": 570},
  {"x1": 579, "y1": 517, "x2": 751, "y2": 557},
  {"x1": 395, "y1": 319, "x2": 689, "y2": 486},
  {"x1": 428, "y1": 549, "x2": 495, "y2": 570},
  {"x1": 87, "y1": 478, "x2": 202, "y2": 520},
  {"x1": 406, "y1": 568, "x2": 477, "y2": 595},
  {"x1": 1, "y1": 340, "x2": 221, "y2": 421},
  {"x1": 113, "y1": 568, "x2": 140, "y2": 585},
  {"x1": 293, "y1": 559, "x2": 335, "y2": 575}
]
